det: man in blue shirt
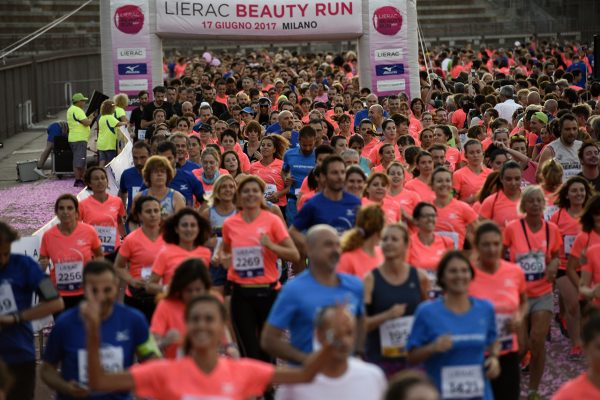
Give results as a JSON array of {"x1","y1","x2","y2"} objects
[
  {"x1": 0, "y1": 222, "x2": 64, "y2": 400},
  {"x1": 170, "y1": 133, "x2": 199, "y2": 173},
  {"x1": 290, "y1": 155, "x2": 361, "y2": 251},
  {"x1": 41, "y1": 260, "x2": 159, "y2": 400},
  {"x1": 282, "y1": 125, "x2": 316, "y2": 224},
  {"x1": 566, "y1": 54, "x2": 588, "y2": 88},
  {"x1": 266, "y1": 110, "x2": 299, "y2": 148},
  {"x1": 154, "y1": 141, "x2": 204, "y2": 207},
  {"x1": 261, "y1": 225, "x2": 365, "y2": 364},
  {"x1": 119, "y1": 141, "x2": 150, "y2": 215}
]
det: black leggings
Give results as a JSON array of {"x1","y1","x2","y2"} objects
[
  {"x1": 124, "y1": 294, "x2": 156, "y2": 324},
  {"x1": 491, "y1": 352, "x2": 520, "y2": 400},
  {"x1": 53, "y1": 294, "x2": 84, "y2": 319},
  {"x1": 230, "y1": 286, "x2": 278, "y2": 363},
  {"x1": 7, "y1": 361, "x2": 36, "y2": 400}
]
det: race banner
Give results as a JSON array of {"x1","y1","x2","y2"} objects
[
  {"x1": 109, "y1": 0, "x2": 153, "y2": 108},
  {"x1": 367, "y1": 0, "x2": 415, "y2": 98},
  {"x1": 156, "y1": 0, "x2": 363, "y2": 39}
]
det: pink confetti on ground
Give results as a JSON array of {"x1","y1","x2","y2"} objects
[{"x1": 0, "y1": 178, "x2": 80, "y2": 235}]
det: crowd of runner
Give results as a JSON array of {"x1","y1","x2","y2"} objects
[{"x1": 2, "y1": 37, "x2": 600, "y2": 400}]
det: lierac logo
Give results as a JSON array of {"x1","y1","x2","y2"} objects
[{"x1": 114, "y1": 5, "x2": 144, "y2": 34}]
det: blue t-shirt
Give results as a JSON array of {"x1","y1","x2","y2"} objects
[
  {"x1": 406, "y1": 297, "x2": 497, "y2": 400},
  {"x1": 119, "y1": 167, "x2": 144, "y2": 214},
  {"x1": 282, "y1": 148, "x2": 315, "y2": 194},
  {"x1": 353, "y1": 109, "x2": 369, "y2": 128},
  {"x1": 43, "y1": 303, "x2": 150, "y2": 400},
  {"x1": 0, "y1": 254, "x2": 47, "y2": 364},
  {"x1": 266, "y1": 124, "x2": 299, "y2": 148},
  {"x1": 142, "y1": 169, "x2": 204, "y2": 206},
  {"x1": 178, "y1": 160, "x2": 200, "y2": 173},
  {"x1": 267, "y1": 271, "x2": 364, "y2": 356},
  {"x1": 293, "y1": 192, "x2": 361, "y2": 234}
]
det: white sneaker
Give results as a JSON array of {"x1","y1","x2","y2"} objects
[{"x1": 33, "y1": 167, "x2": 46, "y2": 178}]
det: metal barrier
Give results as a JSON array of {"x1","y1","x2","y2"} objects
[{"x1": 0, "y1": 49, "x2": 101, "y2": 141}]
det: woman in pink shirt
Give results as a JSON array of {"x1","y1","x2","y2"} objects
[
  {"x1": 387, "y1": 162, "x2": 421, "y2": 223},
  {"x1": 147, "y1": 208, "x2": 211, "y2": 292},
  {"x1": 220, "y1": 176, "x2": 299, "y2": 363},
  {"x1": 115, "y1": 195, "x2": 165, "y2": 322},
  {"x1": 469, "y1": 221, "x2": 527, "y2": 400},
  {"x1": 479, "y1": 161, "x2": 522, "y2": 231},
  {"x1": 453, "y1": 139, "x2": 492, "y2": 204},
  {"x1": 404, "y1": 151, "x2": 435, "y2": 203},
  {"x1": 81, "y1": 294, "x2": 340, "y2": 400},
  {"x1": 431, "y1": 167, "x2": 479, "y2": 249},
  {"x1": 79, "y1": 167, "x2": 126, "y2": 257},
  {"x1": 39, "y1": 194, "x2": 103, "y2": 310},
  {"x1": 407, "y1": 202, "x2": 454, "y2": 299},
  {"x1": 551, "y1": 177, "x2": 592, "y2": 357},
  {"x1": 249, "y1": 134, "x2": 290, "y2": 210},
  {"x1": 151, "y1": 258, "x2": 234, "y2": 359},
  {"x1": 339, "y1": 205, "x2": 385, "y2": 279},
  {"x1": 362, "y1": 173, "x2": 399, "y2": 224}
]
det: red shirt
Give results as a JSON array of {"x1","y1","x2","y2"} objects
[
  {"x1": 248, "y1": 159, "x2": 287, "y2": 206},
  {"x1": 222, "y1": 210, "x2": 289, "y2": 285},
  {"x1": 549, "y1": 208, "x2": 581, "y2": 270},
  {"x1": 152, "y1": 243, "x2": 211, "y2": 285},
  {"x1": 503, "y1": 219, "x2": 562, "y2": 297},
  {"x1": 479, "y1": 191, "x2": 520, "y2": 231},
  {"x1": 469, "y1": 260, "x2": 526, "y2": 354},
  {"x1": 118, "y1": 228, "x2": 165, "y2": 296},
  {"x1": 130, "y1": 357, "x2": 274, "y2": 400},
  {"x1": 434, "y1": 198, "x2": 479, "y2": 249},
  {"x1": 338, "y1": 247, "x2": 384, "y2": 279},
  {"x1": 552, "y1": 373, "x2": 600, "y2": 400},
  {"x1": 453, "y1": 166, "x2": 492, "y2": 202},
  {"x1": 40, "y1": 223, "x2": 101, "y2": 296},
  {"x1": 404, "y1": 178, "x2": 435, "y2": 203},
  {"x1": 79, "y1": 194, "x2": 126, "y2": 253}
]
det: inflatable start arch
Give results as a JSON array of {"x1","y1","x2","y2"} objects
[{"x1": 100, "y1": 0, "x2": 420, "y2": 104}]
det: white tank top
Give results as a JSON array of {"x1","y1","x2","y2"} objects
[{"x1": 548, "y1": 139, "x2": 582, "y2": 181}]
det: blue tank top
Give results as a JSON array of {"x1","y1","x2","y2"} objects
[
  {"x1": 366, "y1": 266, "x2": 422, "y2": 362},
  {"x1": 141, "y1": 188, "x2": 175, "y2": 218}
]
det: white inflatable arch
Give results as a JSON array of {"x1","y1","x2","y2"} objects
[{"x1": 100, "y1": 0, "x2": 420, "y2": 105}]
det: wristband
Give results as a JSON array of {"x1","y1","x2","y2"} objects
[{"x1": 11, "y1": 312, "x2": 21, "y2": 324}]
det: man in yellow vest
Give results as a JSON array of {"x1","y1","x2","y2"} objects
[{"x1": 67, "y1": 93, "x2": 96, "y2": 187}]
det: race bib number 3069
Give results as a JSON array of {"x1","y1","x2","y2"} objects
[{"x1": 0, "y1": 282, "x2": 18, "y2": 315}]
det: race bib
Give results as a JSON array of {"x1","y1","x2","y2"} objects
[
  {"x1": 140, "y1": 266, "x2": 152, "y2": 280},
  {"x1": 379, "y1": 316, "x2": 414, "y2": 357},
  {"x1": 496, "y1": 313, "x2": 513, "y2": 351},
  {"x1": 95, "y1": 225, "x2": 117, "y2": 253},
  {"x1": 232, "y1": 246, "x2": 264, "y2": 278},
  {"x1": 0, "y1": 282, "x2": 18, "y2": 315},
  {"x1": 516, "y1": 251, "x2": 546, "y2": 281},
  {"x1": 441, "y1": 365, "x2": 485, "y2": 399},
  {"x1": 544, "y1": 205, "x2": 559, "y2": 221},
  {"x1": 425, "y1": 270, "x2": 442, "y2": 299},
  {"x1": 55, "y1": 261, "x2": 84, "y2": 291},
  {"x1": 436, "y1": 231, "x2": 459, "y2": 249},
  {"x1": 564, "y1": 235, "x2": 576, "y2": 257},
  {"x1": 137, "y1": 130, "x2": 146, "y2": 141},
  {"x1": 131, "y1": 186, "x2": 141, "y2": 201},
  {"x1": 78, "y1": 346, "x2": 124, "y2": 384},
  {"x1": 264, "y1": 184, "x2": 277, "y2": 198}
]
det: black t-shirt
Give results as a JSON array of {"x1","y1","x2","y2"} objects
[
  {"x1": 130, "y1": 107, "x2": 144, "y2": 133},
  {"x1": 210, "y1": 101, "x2": 227, "y2": 119},
  {"x1": 142, "y1": 101, "x2": 174, "y2": 123},
  {"x1": 579, "y1": 171, "x2": 600, "y2": 192}
]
